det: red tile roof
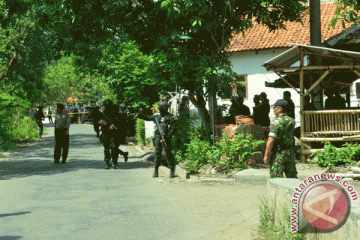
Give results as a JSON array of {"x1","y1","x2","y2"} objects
[{"x1": 228, "y1": 3, "x2": 353, "y2": 53}]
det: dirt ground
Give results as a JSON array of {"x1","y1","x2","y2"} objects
[{"x1": 159, "y1": 179, "x2": 267, "y2": 240}]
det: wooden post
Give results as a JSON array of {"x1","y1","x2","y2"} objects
[{"x1": 300, "y1": 53, "x2": 306, "y2": 163}]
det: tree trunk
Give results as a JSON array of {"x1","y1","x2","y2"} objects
[{"x1": 188, "y1": 89, "x2": 211, "y2": 129}]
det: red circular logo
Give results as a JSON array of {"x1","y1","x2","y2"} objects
[{"x1": 302, "y1": 183, "x2": 349, "y2": 230}]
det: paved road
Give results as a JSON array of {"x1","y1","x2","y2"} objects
[{"x1": 0, "y1": 124, "x2": 207, "y2": 240}]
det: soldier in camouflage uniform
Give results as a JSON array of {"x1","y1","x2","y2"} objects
[{"x1": 263, "y1": 99, "x2": 297, "y2": 178}]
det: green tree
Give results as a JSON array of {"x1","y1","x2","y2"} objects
[
  {"x1": 330, "y1": 0, "x2": 360, "y2": 28},
  {"x1": 0, "y1": 2, "x2": 58, "y2": 105},
  {"x1": 95, "y1": 40, "x2": 170, "y2": 107},
  {"x1": 2, "y1": 0, "x2": 309, "y2": 127},
  {"x1": 43, "y1": 55, "x2": 103, "y2": 105}
]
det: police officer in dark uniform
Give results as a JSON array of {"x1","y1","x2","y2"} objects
[
  {"x1": 98, "y1": 99, "x2": 125, "y2": 169},
  {"x1": 35, "y1": 106, "x2": 45, "y2": 138},
  {"x1": 114, "y1": 104, "x2": 129, "y2": 162},
  {"x1": 135, "y1": 101, "x2": 176, "y2": 178},
  {"x1": 91, "y1": 106, "x2": 101, "y2": 138}
]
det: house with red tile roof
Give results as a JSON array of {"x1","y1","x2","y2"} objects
[{"x1": 221, "y1": 2, "x2": 359, "y2": 124}]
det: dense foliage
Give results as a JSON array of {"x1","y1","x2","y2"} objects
[
  {"x1": 310, "y1": 141, "x2": 360, "y2": 171},
  {"x1": 5, "y1": 0, "x2": 350, "y2": 150},
  {"x1": 177, "y1": 128, "x2": 265, "y2": 172},
  {"x1": 0, "y1": 93, "x2": 38, "y2": 151},
  {"x1": 43, "y1": 55, "x2": 103, "y2": 105}
]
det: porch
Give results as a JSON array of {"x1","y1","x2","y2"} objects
[{"x1": 263, "y1": 44, "x2": 360, "y2": 161}]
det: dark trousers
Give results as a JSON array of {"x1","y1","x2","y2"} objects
[
  {"x1": 103, "y1": 135, "x2": 121, "y2": 164},
  {"x1": 93, "y1": 122, "x2": 100, "y2": 135},
  {"x1": 154, "y1": 135, "x2": 174, "y2": 169},
  {"x1": 48, "y1": 116, "x2": 53, "y2": 124},
  {"x1": 37, "y1": 120, "x2": 43, "y2": 136},
  {"x1": 54, "y1": 128, "x2": 69, "y2": 162}
]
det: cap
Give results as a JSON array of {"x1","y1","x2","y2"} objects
[
  {"x1": 273, "y1": 99, "x2": 288, "y2": 108},
  {"x1": 57, "y1": 103, "x2": 65, "y2": 109}
]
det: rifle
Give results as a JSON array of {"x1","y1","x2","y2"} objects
[
  {"x1": 155, "y1": 116, "x2": 167, "y2": 149},
  {"x1": 101, "y1": 111, "x2": 118, "y2": 130}
]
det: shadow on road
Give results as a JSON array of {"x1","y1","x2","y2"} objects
[
  {"x1": 0, "y1": 130, "x2": 152, "y2": 181},
  {"x1": 0, "y1": 212, "x2": 31, "y2": 218},
  {"x1": 0, "y1": 237, "x2": 22, "y2": 240}
]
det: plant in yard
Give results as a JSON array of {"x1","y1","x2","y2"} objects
[
  {"x1": 12, "y1": 116, "x2": 39, "y2": 141},
  {"x1": 183, "y1": 130, "x2": 213, "y2": 172},
  {"x1": 256, "y1": 195, "x2": 307, "y2": 240},
  {"x1": 212, "y1": 132, "x2": 265, "y2": 171},
  {"x1": 310, "y1": 141, "x2": 359, "y2": 171}
]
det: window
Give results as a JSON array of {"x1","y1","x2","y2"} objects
[{"x1": 220, "y1": 75, "x2": 248, "y2": 100}]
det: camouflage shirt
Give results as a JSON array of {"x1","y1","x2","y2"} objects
[{"x1": 268, "y1": 113, "x2": 295, "y2": 152}]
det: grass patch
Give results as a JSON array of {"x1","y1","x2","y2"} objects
[{"x1": 255, "y1": 195, "x2": 308, "y2": 240}]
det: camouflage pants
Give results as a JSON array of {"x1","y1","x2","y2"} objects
[{"x1": 270, "y1": 149, "x2": 297, "y2": 178}]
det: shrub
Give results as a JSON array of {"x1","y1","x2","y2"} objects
[
  {"x1": 135, "y1": 118, "x2": 146, "y2": 145},
  {"x1": 310, "y1": 141, "x2": 360, "y2": 170},
  {"x1": 183, "y1": 130, "x2": 213, "y2": 172},
  {"x1": 256, "y1": 195, "x2": 307, "y2": 240},
  {"x1": 212, "y1": 132, "x2": 265, "y2": 171},
  {"x1": 12, "y1": 116, "x2": 39, "y2": 141},
  {"x1": 182, "y1": 129, "x2": 265, "y2": 172}
]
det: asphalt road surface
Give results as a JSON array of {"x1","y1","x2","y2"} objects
[{"x1": 0, "y1": 124, "x2": 210, "y2": 240}]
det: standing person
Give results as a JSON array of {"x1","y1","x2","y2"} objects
[
  {"x1": 259, "y1": 92, "x2": 270, "y2": 127},
  {"x1": 263, "y1": 99, "x2": 297, "y2": 178},
  {"x1": 252, "y1": 94, "x2": 261, "y2": 125},
  {"x1": 113, "y1": 104, "x2": 129, "y2": 161},
  {"x1": 73, "y1": 107, "x2": 79, "y2": 124},
  {"x1": 47, "y1": 108, "x2": 53, "y2": 124},
  {"x1": 54, "y1": 103, "x2": 71, "y2": 164},
  {"x1": 135, "y1": 101, "x2": 176, "y2": 178},
  {"x1": 303, "y1": 95, "x2": 316, "y2": 111},
  {"x1": 237, "y1": 96, "x2": 250, "y2": 116},
  {"x1": 118, "y1": 103, "x2": 129, "y2": 144},
  {"x1": 91, "y1": 106, "x2": 101, "y2": 138},
  {"x1": 98, "y1": 99, "x2": 124, "y2": 169},
  {"x1": 35, "y1": 106, "x2": 45, "y2": 138},
  {"x1": 283, "y1": 91, "x2": 295, "y2": 119},
  {"x1": 228, "y1": 94, "x2": 241, "y2": 123},
  {"x1": 178, "y1": 95, "x2": 190, "y2": 118}
]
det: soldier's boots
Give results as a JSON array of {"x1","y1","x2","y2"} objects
[
  {"x1": 124, "y1": 152, "x2": 128, "y2": 162},
  {"x1": 152, "y1": 167, "x2": 159, "y2": 178},
  {"x1": 170, "y1": 168, "x2": 175, "y2": 178},
  {"x1": 113, "y1": 161, "x2": 119, "y2": 169},
  {"x1": 105, "y1": 160, "x2": 112, "y2": 169}
]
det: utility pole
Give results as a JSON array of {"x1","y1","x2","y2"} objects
[{"x1": 310, "y1": 0, "x2": 323, "y2": 109}]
